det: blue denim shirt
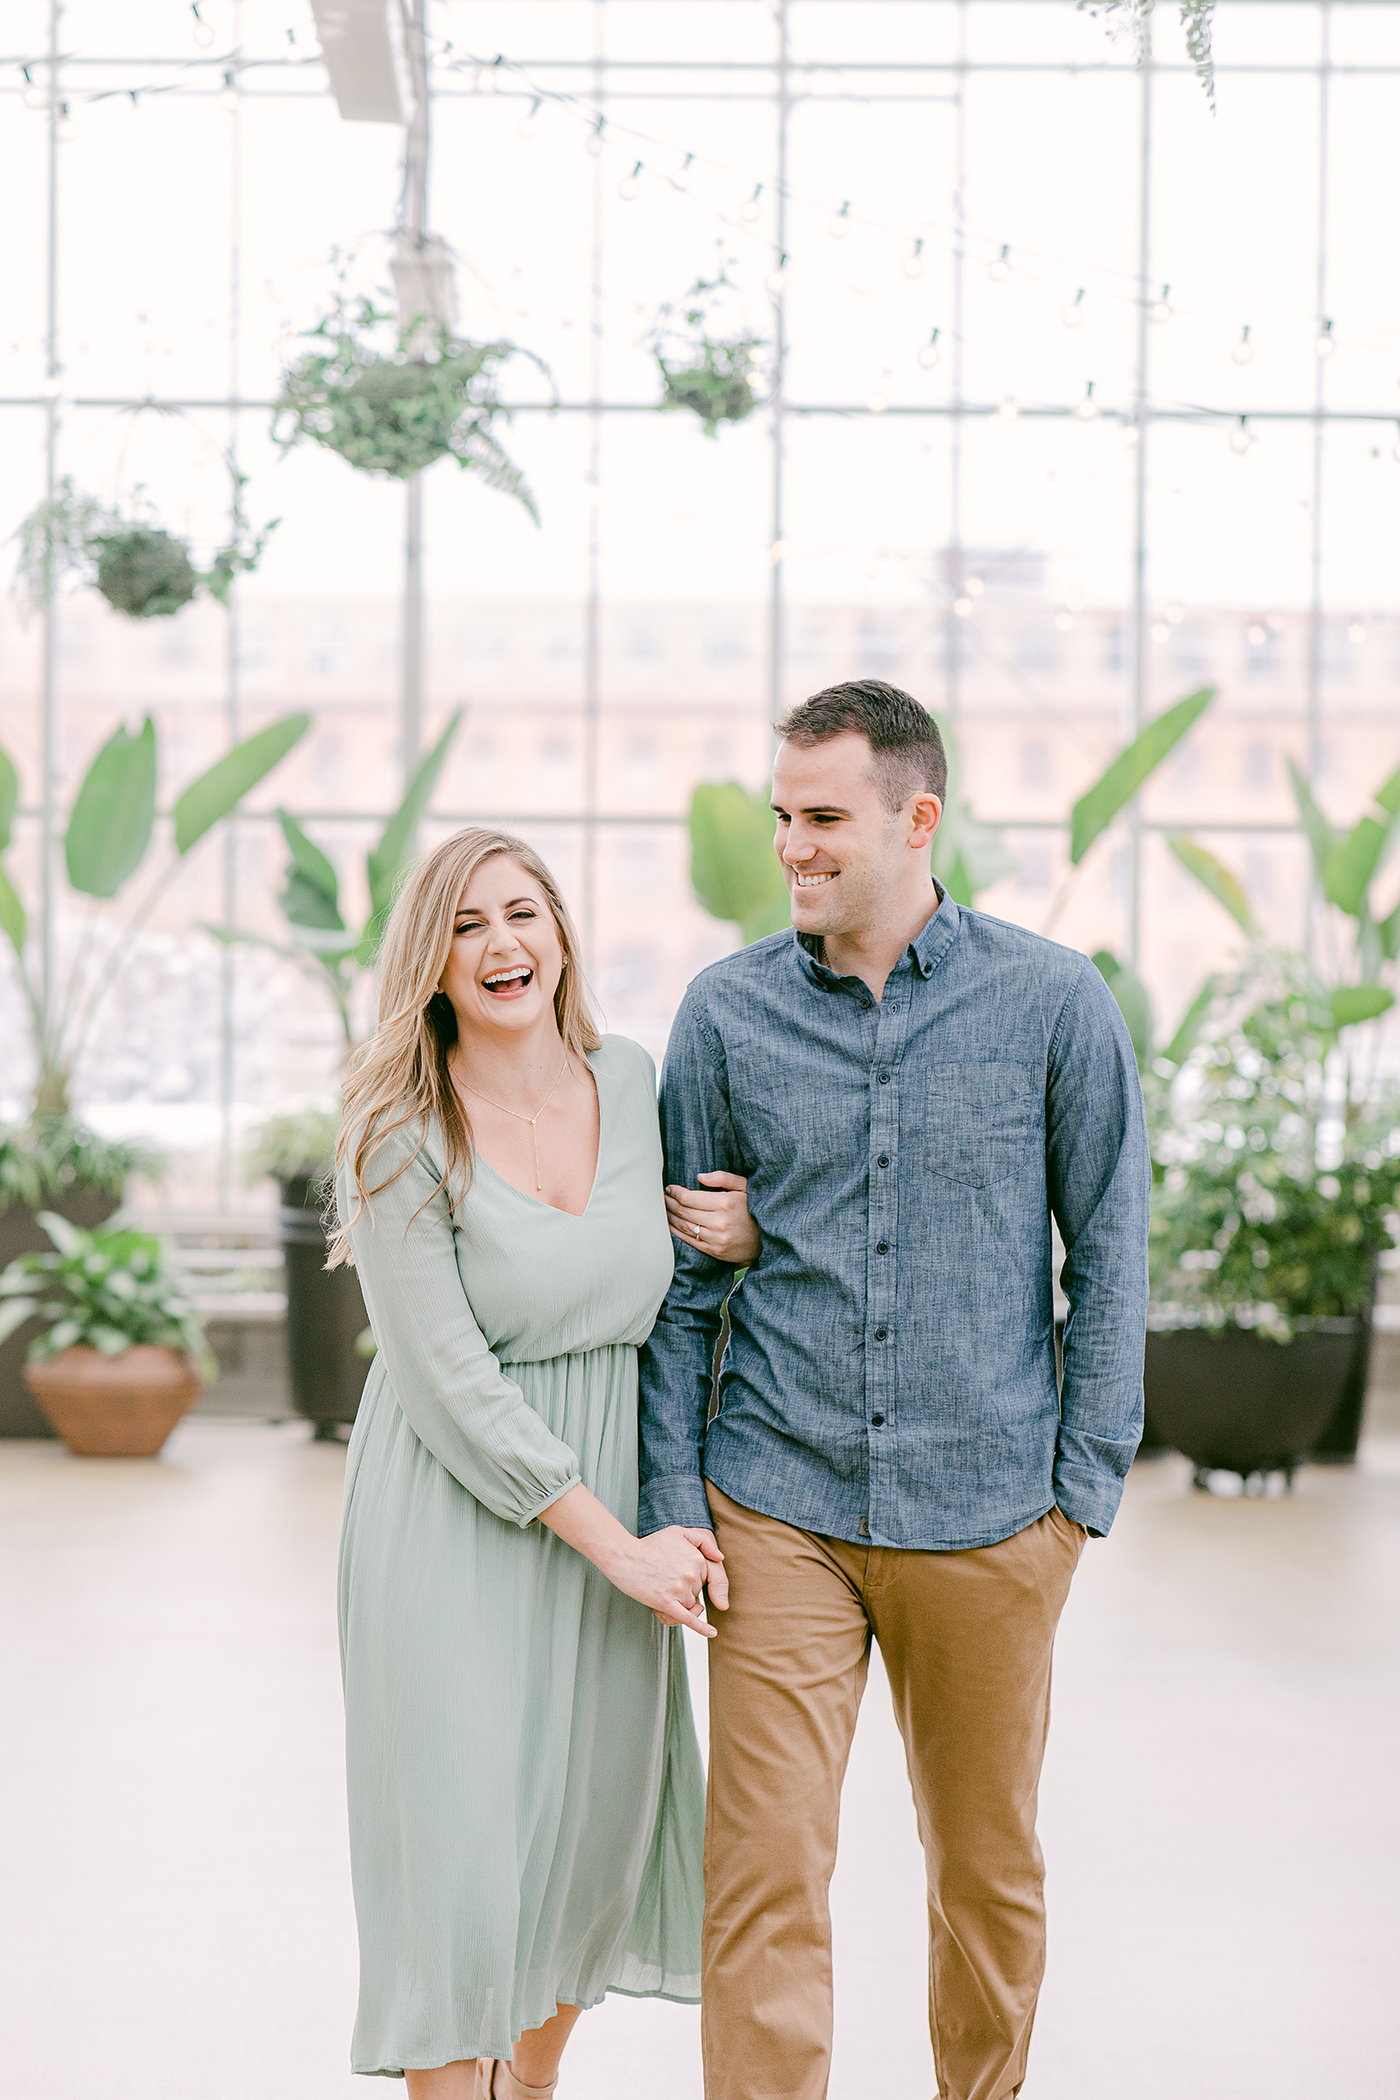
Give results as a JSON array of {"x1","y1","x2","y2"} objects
[{"x1": 637, "y1": 893, "x2": 1150, "y2": 1551}]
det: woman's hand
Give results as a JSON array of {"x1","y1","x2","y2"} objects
[
  {"x1": 664, "y1": 1171, "x2": 759, "y2": 1266},
  {"x1": 607, "y1": 1525, "x2": 728, "y2": 1637}
]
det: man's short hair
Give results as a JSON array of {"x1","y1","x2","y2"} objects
[{"x1": 774, "y1": 680, "x2": 948, "y2": 814}]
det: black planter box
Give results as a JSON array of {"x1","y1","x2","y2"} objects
[
  {"x1": 1143, "y1": 1319, "x2": 1361, "y2": 1483},
  {"x1": 279, "y1": 1175, "x2": 369, "y2": 1440},
  {"x1": 0, "y1": 1188, "x2": 121, "y2": 1437}
]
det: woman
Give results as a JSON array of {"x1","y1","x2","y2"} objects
[{"x1": 331, "y1": 826, "x2": 755, "y2": 2096}]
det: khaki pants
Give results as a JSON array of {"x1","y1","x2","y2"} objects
[{"x1": 701, "y1": 1485, "x2": 1085, "y2": 2100}]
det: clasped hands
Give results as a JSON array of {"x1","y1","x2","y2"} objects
[{"x1": 663, "y1": 1171, "x2": 760, "y2": 1266}]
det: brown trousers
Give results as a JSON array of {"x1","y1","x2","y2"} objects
[{"x1": 701, "y1": 1485, "x2": 1085, "y2": 2100}]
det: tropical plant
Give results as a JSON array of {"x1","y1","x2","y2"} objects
[
  {"x1": 0, "y1": 1116, "x2": 160, "y2": 1217},
  {"x1": 1147, "y1": 958, "x2": 1400, "y2": 1336},
  {"x1": 245, "y1": 1107, "x2": 342, "y2": 1184},
  {"x1": 688, "y1": 782, "x2": 790, "y2": 946},
  {"x1": 651, "y1": 277, "x2": 766, "y2": 439},
  {"x1": 0, "y1": 711, "x2": 310, "y2": 1117},
  {"x1": 274, "y1": 298, "x2": 547, "y2": 515},
  {"x1": 210, "y1": 709, "x2": 463, "y2": 1051},
  {"x1": 0, "y1": 1212, "x2": 215, "y2": 1377},
  {"x1": 13, "y1": 473, "x2": 276, "y2": 620},
  {"x1": 1078, "y1": 0, "x2": 1216, "y2": 109}
]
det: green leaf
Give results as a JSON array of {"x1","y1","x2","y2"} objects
[
  {"x1": 36, "y1": 1210, "x2": 84, "y2": 1257},
  {"x1": 1373, "y1": 763, "x2": 1400, "y2": 819},
  {"x1": 0, "y1": 863, "x2": 25, "y2": 954},
  {"x1": 689, "y1": 782, "x2": 791, "y2": 945},
  {"x1": 0, "y1": 745, "x2": 18, "y2": 852},
  {"x1": 1166, "y1": 835, "x2": 1255, "y2": 932},
  {"x1": 276, "y1": 810, "x2": 344, "y2": 930},
  {"x1": 1330, "y1": 985, "x2": 1394, "y2": 1029},
  {"x1": 1323, "y1": 815, "x2": 1390, "y2": 919},
  {"x1": 1091, "y1": 949, "x2": 1154, "y2": 1069},
  {"x1": 64, "y1": 718, "x2": 157, "y2": 897},
  {"x1": 1069, "y1": 688, "x2": 1214, "y2": 865},
  {"x1": 1379, "y1": 901, "x2": 1400, "y2": 964},
  {"x1": 172, "y1": 714, "x2": 311, "y2": 856},
  {"x1": 366, "y1": 709, "x2": 464, "y2": 923},
  {"x1": 1161, "y1": 973, "x2": 1221, "y2": 1068},
  {"x1": 0, "y1": 1299, "x2": 39, "y2": 1348},
  {"x1": 1285, "y1": 758, "x2": 1337, "y2": 888}
]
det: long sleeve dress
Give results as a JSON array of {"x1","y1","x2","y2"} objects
[{"x1": 337, "y1": 1034, "x2": 704, "y2": 2079}]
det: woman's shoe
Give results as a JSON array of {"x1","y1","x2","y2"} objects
[{"x1": 476, "y1": 2061, "x2": 558, "y2": 2099}]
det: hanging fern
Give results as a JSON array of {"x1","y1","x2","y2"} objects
[
  {"x1": 274, "y1": 298, "x2": 548, "y2": 518},
  {"x1": 11, "y1": 472, "x2": 276, "y2": 620},
  {"x1": 650, "y1": 276, "x2": 768, "y2": 439},
  {"x1": 1078, "y1": 0, "x2": 1216, "y2": 109}
]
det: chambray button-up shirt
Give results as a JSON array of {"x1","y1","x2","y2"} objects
[{"x1": 637, "y1": 891, "x2": 1150, "y2": 1551}]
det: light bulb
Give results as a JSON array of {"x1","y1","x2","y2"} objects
[
  {"x1": 191, "y1": 5, "x2": 215, "y2": 48},
  {"x1": 617, "y1": 161, "x2": 642, "y2": 201},
  {"x1": 1066, "y1": 591, "x2": 1085, "y2": 613},
  {"x1": 22, "y1": 71, "x2": 47, "y2": 110},
  {"x1": 1120, "y1": 420, "x2": 1140, "y2": 447},
  {"x1": 1247, "y1": 623, "x2": 1267, "y2": 645},
  {"x1": 741, "y1": 183, "x2": 762, "y2": 223},
  {"x1": 829, "y1": 201, "x2": 851, "y2": 240},
  {"x1": 1150, "y1": 621, "x2": 1170, "y2": 641},
  {"x1": 987, "y1": 243, "x2": 1010, "y2": 283},
  {"x1": 671, "y1": 153, "x2": 694, "y2": 193},
  {"x1": 518, "y1": 98, "x2": 540, "y2": 139},
  {"x1": 966, "y1": 577, "x2": 984, "y2": 597},
  {"x1": 476, "y1": 62, "x2": 500, "y2": 94},
  {"x1": 1231, "y1": 325, "x2": 1253, "y2": 366},
  {"x1": 220, "y1": 70, "x2": 238, "y2": 110},
  {"x1": 40, "y1": 376, "x2": 62, "y2": 399},
  {"x1": 1349, "y1": 622, "x2": 1366, "y2": 644},
  {"x1": 765, "y1": 254, "x2": 788, "y2": 296},
  {"x1": 1315, "y1": 317, "x2": 1336, "y2": 359},
  {"x1": 1229, "y1": 415, "x2": 1254, "y2": 456},
  {"x1": 1054, "y1": 611, "x2": 1074, "y2": 633},
  {"x1": 903, "y1": 239, "x2": 924, "y2": 280},
  {"x1": 953, "y1": 597, "x2": 972, "y2": 618},
  {"x1": 1150, "y1": 284, "x2": 1172, "y2": 323},
  {"x1": 996, "y1": 395, "x2": 1019, "y2": 422},
  {"x1": 868, "y1": 389, "x2": 889, "y2": 413},
  {"x1": 55, "y1": 102, "x2": 78, "y2": 141},
  {"x1": 917, "y1": 328, "x2": 940, "y2": 370},
  {"x1": 1062, "y1": 289, "x2": 1086, "y2": 330},
  {"x1": 1073, "y1": 381, "x2": 1098, "y2": 422},
  {"x1": 432, "y1": 45, "x2": 454, "y2": 71},
  {"x1": 584, "y1": 118, "x2": 605, "y2": 157},
  {"x1": 770, "y1": 539, "x2": 786, "y2": 566}
]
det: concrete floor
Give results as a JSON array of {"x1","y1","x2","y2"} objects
[{"x1": 3, "y1": 1412, "x2": 1398, "y2": 2100}]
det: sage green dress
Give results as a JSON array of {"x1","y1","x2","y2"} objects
[{"x1": 337, "y1": 1035, "x2": 703, "y2": 2080}]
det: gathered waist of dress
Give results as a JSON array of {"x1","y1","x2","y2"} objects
[{"x1": 497, "y1": 1340, "x2": 639, "y2": 1374}]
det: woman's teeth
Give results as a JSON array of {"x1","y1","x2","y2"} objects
[{"x1": 483, "y1": 968, "x2": 533, "y2": 993}]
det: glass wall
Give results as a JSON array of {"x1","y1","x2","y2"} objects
[{"x1": 3, "y1": 0, "x2": 1399, "y2": 1201}]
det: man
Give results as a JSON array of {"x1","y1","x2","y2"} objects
[{"x1": 639, "y1": 680, "x2": 1149, "y2": 2100}]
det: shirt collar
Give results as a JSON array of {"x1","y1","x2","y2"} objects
[{"x1": 794, "y1": 882, "x2": 961, "y2": 990}]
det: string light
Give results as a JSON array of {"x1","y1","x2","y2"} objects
[
  {"x1": 903, "y1": 238, "x2": 925, "y2": 280},
  {"x1": 996, "y1": 395, "x2": 1019, "y2": 422},
  {"x1": 671, "y1": 152, "x2": 695, "y2": 192},
  {"x1": 1073, "y1": 380, "x2": 1098, "y2": 421},
  {"x1": 1315, "y1": 317, "x2": 1336, "y2": 359},
  {"x1": 953, "y1": 596, "x2": 973, "y2": 617},
  {"x1": 518, "y1": 98, "x2": 541, "y2": 139},
  {"x1": 741, "y1": 183, "x2": 763, "y2": 223},
  {"x1": 1229, "y1": 415, "x2": 1254, "y2": 456},
  {"x1": 765, "y1": 253, "x2": 788, "y2": 295},
  {"x1": 1054, "y1": 611, "x2": 1074, "y2": 632},
  {"x1": 988, "y1": 243, "x2": 1010, "y2": 282},
  {"x1": 475, "y1": 58, "x2": 502, "y2": 93},
  {"x1": 828, "y1": 200, "x2": 852, "y2": 240},
  {"x1": 1062, "y1": 288, "x2": 1086, "y2": 330},
  {"x1": 191, "y1": 4, "x2": 215, "y2": 49},
  {"x1": 220, "y1": 70, "x2": 238, "y2": 111},
  {"x1": 21, "y1": 67, "x2": 48, "y2": 111},
  {"x1": 1150, "y1": 283, "x2": 1172, "y2": 322},
  {"x1": 55, "y1": 101, "x2": 78, "y2": 141},
  {"x1": 1247, "y1": 622, "x2": 1267, "y2": 645},
  {"x1": 1349, "y1": 621, "x2": 1367, "y2": 644},
  {"x1": 617, "y1": 161, "x2": 642, "y2": 201},
  {"x1": 966, "y1": 576, "x2": 984, "y2": 597},
  {"x1": 432, "y1": 43, "x2": 455, "y2": 71},
  {"x1": 868, "y1": 385, "x2": 889, "y2": 412},
  {"x1": 41, "y1": 376, "x2": 62, "y2": 400},
  {"x1": 770, "y1": 539, "x2": 786, "y2": 566},
  {"x1": 917, "y1": 328, "x2": 941, "y2": 370},
  {"x1": 584, "y1": 115, "x2": 605, "y2": 156},
  {"x1": 1150, "y1": 619, "x2": 1169, "y2": 641},
  {"x1": 1119, "y1": 419, "x2": 1140, "y2": 447},
  {"x1": 1231, "y1": 325, "x2": 1253, "y2": 366}
]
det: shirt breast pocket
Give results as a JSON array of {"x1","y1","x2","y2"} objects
[{"x1": 921, "y1": 1061, "x2": 1039, "y2": 1188}]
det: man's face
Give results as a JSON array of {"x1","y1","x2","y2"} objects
[{"x1": 771, "y1": 732, "x2": 923, "y2": 941}]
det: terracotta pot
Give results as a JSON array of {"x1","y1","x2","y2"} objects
[
  {"x1": 23, "y1": 1345, "x2": 204, "y2": 1458},
  {"x1": 0, "y1": 1188, "x2": 122, "y2": 1438}
]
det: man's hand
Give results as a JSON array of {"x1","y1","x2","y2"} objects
[
  {"x1": 664, "y1": 1171, "x2": 759, "y2": 1265},
  {"x1": 692, "y1": 1527, "x2": 729, "y2": 1613}
]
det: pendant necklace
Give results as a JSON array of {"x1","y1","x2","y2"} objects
[{"x1": 457, "y1": 1053, "x2": 572, "y2": 1192}]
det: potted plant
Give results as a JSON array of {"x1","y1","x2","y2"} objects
[
  {"x1": 246, "y1": 1109, "x2": 366, "y2": 1441},
  {"x1": 0, "y1": 1213, "x2": 215, "y2": 1457},
  {"x1": 14, "y1": 470, "x2": 276, "y2": 621},
  {"x1": 650, "y1": 276, "x2": 767, "y2": 439},
  {"x1": 1144, "y1": 960, "x2": 1400, "y2": 1487},
  {"x1": 273, "y1": 297, "x2": 548, "y2": 515}
]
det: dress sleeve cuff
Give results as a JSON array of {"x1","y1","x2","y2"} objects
[{"x1": 516, "y1": 1472, "x2": 584, "y2": 1529}]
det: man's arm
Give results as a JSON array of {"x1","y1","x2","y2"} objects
[
  {"x1": 1045, "y1": 958, "x2": 1151, "y2": 1538},
  {"x1": 637, "y1": 988, "x2": 748, "y2": 1539}
]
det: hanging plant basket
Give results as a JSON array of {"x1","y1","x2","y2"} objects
[
  {"x1": 12, "y1": 466, "x2": 276, "y2": 622},
  {"x1": 651, "y1": 276, "x2": 767, "y2": 439},
  {"x1": 273, "y1": 297, "x2": 549, "y2": 519}
]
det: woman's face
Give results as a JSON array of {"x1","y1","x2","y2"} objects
[{"x1": 439, "y1": 857, "x2": 566, "y2": 1044}]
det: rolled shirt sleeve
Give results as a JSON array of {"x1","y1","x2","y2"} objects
[
  {"x1": 340, "y1": 1126, "x2": 582, "y2": 1527},
  {"x1": 1045, "y1": 960, "x2": 1151, "y2": 1537},
  {"x1": 637, "y1": 992, "x2": 743, "y2": 1537}
]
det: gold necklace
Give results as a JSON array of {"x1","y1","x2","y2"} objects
[{"x1": 456, "y1": 1053, "x2": 572, "y2": 1193}]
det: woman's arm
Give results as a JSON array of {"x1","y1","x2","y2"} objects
[
  {"x1": 663, "y1": 1170, "x2": 759, "y2": 1266},
  {"x1": 538, "y1": 1484, "x2": 729, "y2": 1634}
]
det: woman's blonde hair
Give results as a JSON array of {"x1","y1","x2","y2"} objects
[{"x1": 327, "y1": 827, "x2": 601, "y2": 1267}]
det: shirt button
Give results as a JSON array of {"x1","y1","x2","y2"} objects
[
  {"x1": 871, "y1": 1414, "x2": 885, "y2": 1427},
  {"x1": 877, "y1": 1071, "x2": 890, "y2": 1084},
  {"x1": 859, "y1": 1517, "x2": 870, "y2": 1538},
  {"x1": 876, "y1": 1241, "x2": 888, "y2": 1254},
  {"x1": 877, "y1": 1154, "x2": 889, "y2": 1168},
  {"x1": 874, "y1": 1327, "x2": 887, "y2": 1341}
]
